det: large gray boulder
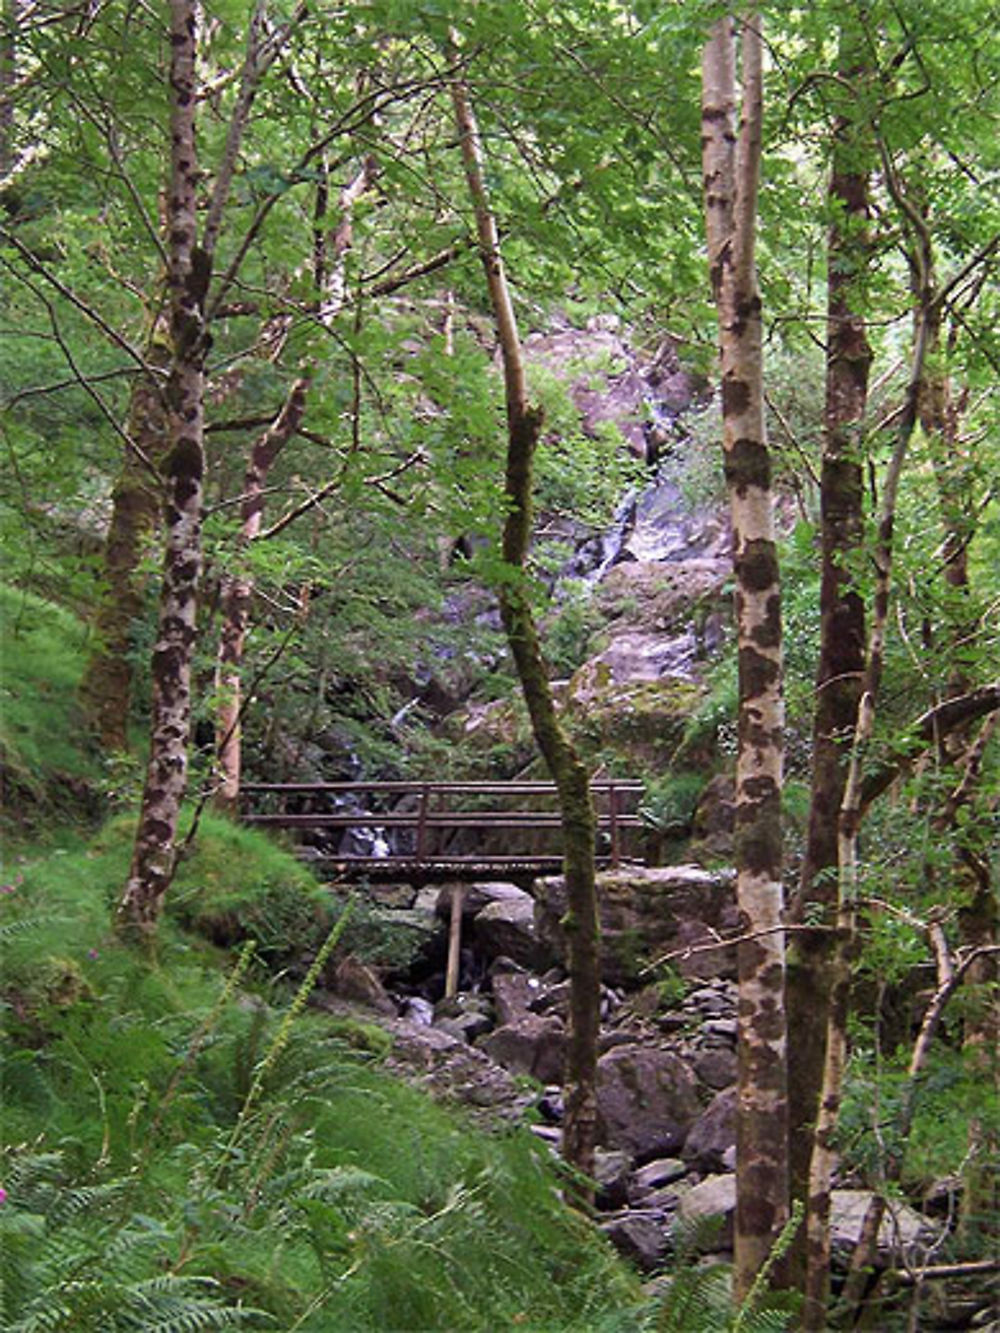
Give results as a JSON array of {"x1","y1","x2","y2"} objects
[
  {"x1": 683, "y1": 1087, "x2": 736, "y2": 1172},
  {"x1": 474, "y1": 894, "x2": 551, "y2": 970},
  {"x1": 536, "y1": 865, "x2": 737, "y2": 986},
  {"x1": 478, "y1": 1014, "x2": 566, "y2": 1084},
  {"x1": 596, "y1": 1043, "x2": 700, "y2": 1158}
]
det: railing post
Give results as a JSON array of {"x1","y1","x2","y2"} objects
[
  {"x1": 416, "y1": 783, "x2": 430, "y2": 865},
  {"x1": 609, "y1": 781, "x2": 620, "y2": 868}
]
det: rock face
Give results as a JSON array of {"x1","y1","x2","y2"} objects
[
  {"x1": 536, "y1": 865, "x2": 737, "y2": 987},
  {"x1": 596, "y1": 1044, "x2": 700, "y2": 1158},
  {"x1": 473, "y1": 893, "x2": 549, "y2": 970}
]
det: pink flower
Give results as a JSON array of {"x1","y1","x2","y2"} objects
[{"x1": 0, "y1": 1186, "x2": 7, "y2": 1205}]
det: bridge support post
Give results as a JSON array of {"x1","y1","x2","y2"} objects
[{"x1": 445, "y1": 885, "x2": 465, "y2": 999}]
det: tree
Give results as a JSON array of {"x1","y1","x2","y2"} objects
[
  {"x1": 449, "y1": 50, "x2": 601, "y2": 1194},
  {"x1": 701, "y1": 9, "x2": 789, "y2": 1299}
]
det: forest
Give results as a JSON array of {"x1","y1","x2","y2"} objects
[{"x1": 0, "y1": 0, "x2": 997, "y2": 1329}]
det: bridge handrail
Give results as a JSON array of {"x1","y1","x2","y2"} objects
[{"x1": 240, "y1": 778, "x2": 646, "y2": 869}]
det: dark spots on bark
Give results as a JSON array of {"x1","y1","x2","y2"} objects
[
  {"x1": 740, "y1": 540, "x2": 779, "y2": 596},
  {"x1": 722, "y1": 377, "x2": 751, "y2": 418},
  {"x1": 166, "y1": 436, "x2": 203, "y2": 482},
  {"x1": 703, "y1": 106, "x2": 731, "y2": 124},
  {"x1": 736, "y1": 810, "x2": 782, "y2": 878},
  {"x1": 732, "y1": 293, "x2": 762, "y2": 339},
  {"x1": 139, "y1": 817, "x2": 173, "y2": 845},
  {"x1": 738, "y1": 643, "x2": 780, "y2": 697},
  {"x1": 750, "y1": 592, "x2": 781, "y2": 649},
  {"x1": 725, "y1": 437, "x2": 772, "y2": 495},
  {"x1": 170, "y1": 227, "x2": 191, "y2": 250}
]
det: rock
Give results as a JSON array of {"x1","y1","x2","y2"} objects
[
  {"x1": 330, "y1": 955, "x2": 397, "y2": 1016},
  {"x1": 599, "y1": 1210, "x2": 670, "y2": 1271},
  {"x1": 594, "y1": 1150, "x2": 634, "y2": 1210},
  {"x1": 671, "y1": 918, "x2": 738, "y2": 981},
  {"x1": 399, "y1": 995, "x2": 434, "y2": 1025},
  {"x1": 683, "y1": 1088, "x2": 736, "y2": 1173},
  {"x1": 690, "y1": 774, "x2": 735, "y2": 862},
  {"x1": 537, "y1": 865, "x2": 736, "y2": 987},
  {"x1": 830, "y1": 1189, "x2": 937, "y2": 1257},
  {"x1": 366, "y1": 882, "x2": 418, "y2": 909},
  {"x1": 474, "y1": 895, "x2": 550, "y2": 970},
  {"x1": 434, "y1": 881, "x2": 532, "y2": 922},
  {"x1": 478, "y1": 1014, "x2": 566, "y2": 1084},
  {"x1": 678, "y1": 1174, "x2": 735, "y2": 1248},
  {"x1": 629, "y1": 1158, "x2": 688, "y2": 1202},
  {"x1": 385, "y1": 1018, "x2": 524, "y2": 1120},
  {"x1": 491, "y1": 969, "x2": 549, "y2": 1025},
  {"x1": 596, "y1": 1044, "x2": 700, "y2": 1158},
  {"x1": 692, "y1": 1047, "x2": 737, "y2": 1090}
]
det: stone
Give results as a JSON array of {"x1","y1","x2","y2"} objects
[
  {"x1": 599, "y1": 1211, "x2": 670, "y2": 1272},
  {"x1": 594, "y1": 1150, "x2": 633, "y2": 1210},
  {"x1": 536, "y1": 865, "x2": 736, "y2": 988},
  {"x1": 596, "y1": 1044, "x2": 700, "y2": 1158},
  {"x1": 329, "y1": 955, "x2": 397, "y2": 1016},
  {"x1": 683, "y1": 1088, "x2": 736, "y2": 1172},
  {"x1": 830, "y1": 1189, "x2": 937, "y2": 1257},
  {"x1": 692, "y1": 1047, "x2": 737, "y2": 1091},
  {"x1": 690, "y1": 773, "x2": 736, "y2": 862},
  {"x1": 491, "y1": 969, "x2": 548, "y2": 1026},
  {"x1": 474, "y1": 895, "x2": 549, "y2": 970},
  {"x1": 678, "y1": 1175, "x2": 735, "y2": 1248},
  {"x1": 629, "y1": 1157, "x2": 688, "y2": 1202},
  {"x1": 477, "y1": 1014, "x2": 566, "y2": 1084},
  {"x1": 434, "y1": 881, "x2": 532, "y2": 922}
]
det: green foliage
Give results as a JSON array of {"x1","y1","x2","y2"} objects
[
  {"x1": 1, "y1": 829, "x2": 642, "y2": 1331},
  {"x1": 0, "y1": 586, "x2": 101, "y2": 816},
  {"x1": 639, "y1": 772, "x2": 706, "y2": 838}
]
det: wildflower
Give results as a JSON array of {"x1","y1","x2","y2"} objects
[
  {"x1": 0, "y1": 1186, "x2": 7, "y2": 1205},
  {"x1": 87, "y1": 948, "x2": 99, "y2": 960}
]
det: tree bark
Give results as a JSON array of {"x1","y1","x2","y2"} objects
[
  {"x1": 116, "y1": 0, "x2": 207, "y2": 934},
  {"x1": 701, "y1": 12, "x2": 789, "y2": 1300},
  {"x1": 803, "y1": 280, "x2": 932, "y2": 1332},
  {"x1": 787, "y1": 24, "x2": 872, "y2": 1279},
  {"x1": 449, "y1": 61, "x2": 600, "y2": 1196},
  {"x1": 81, "y1": 327, "x2": 171, "y2": 751},
  {"x1": 214, "y1": 377, "x2": 309, "y2": 813}
]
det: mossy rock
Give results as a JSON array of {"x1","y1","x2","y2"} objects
[{"x1": 565, "y1": 667, "x2": 704, "y2": 768}]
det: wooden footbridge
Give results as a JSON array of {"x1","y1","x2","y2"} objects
[{"x1": 240, "y1": 779, "x2": 646, "y2": 881}]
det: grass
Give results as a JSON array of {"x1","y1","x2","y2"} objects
[
  {"x1": 0, "y1": 584, "x2": 102, "y2": 809},
  {"x1": 0, "y1": 585, "x2": 642, "y2": 1328},
  {"x1": 0, "y1": 822, "x2": 643, "y2": 1330}
]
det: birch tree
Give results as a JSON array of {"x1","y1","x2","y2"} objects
[{"x1": 701, "y1": 9, "x2": 789, "y2": 1298}]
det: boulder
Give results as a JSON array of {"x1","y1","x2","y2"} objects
[
  {"x1": 599, "y1": 1211, "x2": 670, "y2": 1272},
  {"x1": 478, "y1": 1014, "x2": 567, "y2": 1084},
  {"x1": 677, "y1": 1179, "x2": 938, "y2": 1263},
  {"x1": 491, "y1": 969, "x2": 550, "y2": 1026},
  {"x1": 536, "y1": 865, "x2": 736, "y2": 987},
  {"x1": 683, "y1": 1088, "x2": 737, "y2": 1172},
  {"x1": 434, "y1": 881, "x2": 532, "y2": 922},
  {"x1": 474, "y1": 894, "x2": 550, "y2": 970},
  {"x1": 678, "y1": 1174, "x2": 735, "y2": 1248},
  {"x1": 594, "y1": 1150, "x2": 634, "y2": 1210},
  {"x1": 596, "y1": 1044, "x2": 700, "y2": 1158},
  {"x1": 329, "y1": 955, "x2": 397, "y2": 1016},
  {"x1": 629, "y1": 1157, "x2": 688, "y2": 1203},
  {"x1": 692, "y1": 1047, "x2": 737, "y2": 1090}
]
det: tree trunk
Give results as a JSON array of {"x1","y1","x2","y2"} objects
[
  {"x1": 787, "y1": 26, "x2": 872, "y2": 1281},
  {"x1": 116, "y1": 0, "x2": 207, "y2": 935},
  {"x1": 214, "y1": 377, "x2": 309, "y2": 813},
  {"x1": 449, "y1": 61, "x2": 600, "y2": 1195},
  {"x1": 701, "y1": 12, "x2": 789, "y2": 1300},
  {"x1": 80, "y1": 327, "x2": 171, "y2": 751},
  {"x1": 803, "y1": 284, "x2": 932, "y2": 1332}
]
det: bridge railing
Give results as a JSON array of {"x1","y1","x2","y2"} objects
[{"x1": 239, "y1": 779, "x2": 646, "y2": 872}]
